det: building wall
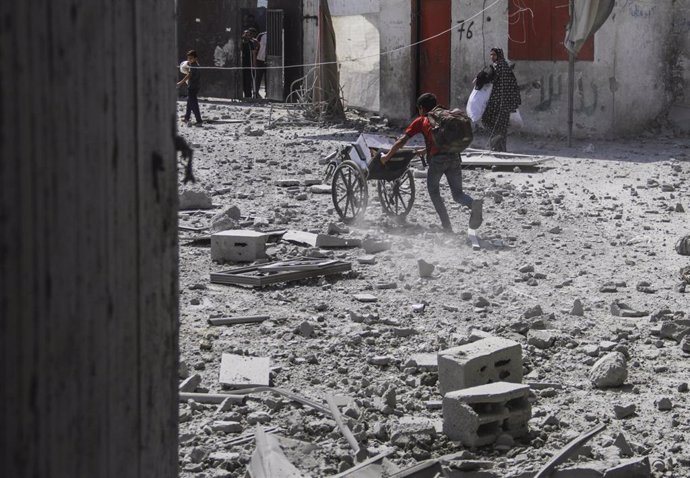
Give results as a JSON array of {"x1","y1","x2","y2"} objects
[
  {"x1": 3, "y1": 1, "x2": 179, "y2": 477},
  {"x1": 303, "y1": 0, "x2": 381, "y2": 112},
  {"x1": 668, "y1": 0, "x2": 690, "y2": 134},
  {"x1": 333, "y1": 14, "x2": 381, "y2": 111},
  {"x1": 453, "y1": 0, "x2": 688, "y2": 137},
  {"x1": 379, "y1": 0, "x2": 416, "y2": 122}
]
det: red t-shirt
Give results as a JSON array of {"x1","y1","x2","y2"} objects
[{"x1": 404, "y1": 115, "x2": 440, "y2": 157}]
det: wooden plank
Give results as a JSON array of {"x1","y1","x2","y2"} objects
[
  {"x1": 209, "y1": 315, "x2": 271, "y2": 326},
  {"x1": 179, "y1": 392, "x2": 247, "y2": 405},
  {"x1": 210, "y1": 260, "x2": 352, "y2": 287}
]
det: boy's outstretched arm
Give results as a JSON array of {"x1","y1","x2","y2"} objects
[{"x1": 380, "y1": 135, "x2": 409, "y2": 164}]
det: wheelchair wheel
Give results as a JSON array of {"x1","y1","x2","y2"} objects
[
  {"x1": 377, "y1": 169, "x2": 415, "y2": 218},
  {"x1": 331, "y1": 161, "x2": 368, "y2": 223}
]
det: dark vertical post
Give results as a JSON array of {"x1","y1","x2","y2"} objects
[{"x1": 1, "y1": 1, "x2": 179, "y2": 477}]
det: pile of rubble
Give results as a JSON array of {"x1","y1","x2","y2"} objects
[{"x1": 175, "y1": 100, "x2": 690, "y2": 478}]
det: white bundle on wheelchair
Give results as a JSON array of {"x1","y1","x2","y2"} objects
[{"x1": 466, "y1": 83, "x2": 493, "y2": 123}]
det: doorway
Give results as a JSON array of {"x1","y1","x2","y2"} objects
[{"x1": 417, "y1": 0, "x2": 451, "y2": 107}]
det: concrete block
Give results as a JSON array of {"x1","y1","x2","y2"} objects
[
  {"x1": 211, "y1": 230, "x2": 267, "y2": 262},
  {"x1": 438, "y1": 337, "x2": 522, "y2": 394},
  {"x1": 443, "y1": 382, "x2": 531, "y2": 447},
  {"x1": 219, "y1": 353, "x2": 270, "y2": 388}
]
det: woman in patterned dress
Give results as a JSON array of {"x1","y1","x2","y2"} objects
[{"x1": 482, "y1": 48, "x2": 521, "y2": 152}]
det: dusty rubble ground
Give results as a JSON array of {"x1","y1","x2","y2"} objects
[{"x1": 175, "y1": 98, "x2": 690, "y2": 478}]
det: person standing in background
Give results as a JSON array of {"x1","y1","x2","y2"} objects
[
  {"x1": 241, "y1": 29, "x2": 259, "y2": 99},
  {"x1": 177, "y1": 50, "x2": 203, "y2": 126},
  {"x1": 481, "y1": 48, "x2": 520, "y2": 152},
  {"x1": 253, "y1": 31, "x2": 268, "y2": 99}
]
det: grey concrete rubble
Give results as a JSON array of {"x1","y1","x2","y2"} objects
[{"x1": 176, "y1": 100, "x2": 690, "y2": 477}]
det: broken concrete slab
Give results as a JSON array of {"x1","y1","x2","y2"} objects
[
  {"x1": 179, "y1": 373, "x2": 202, "y2": 392},
  {"x1": 362, "y1": 238, "x2": 392, "y2": 254},
  {"x1": 603, "y1": 456, "x2": 651, "y2": 477},
  {"x1": 219, "y1": 354, "x2": 270, "y2": 388},
  {"x1": 405, "y1": 353, "x2": 438, "y2": 371},
  {"x1": 283, "y1": 230, "x2": 361, "y2": 248},
  {"x1": 442, "y1": 382, "x2": 531, "y2": 447},
  {"x1": 438, "y1": 337, "x2": 523, "y2": 394},
  {"x1": 211, "y1": 230, "x2": 268, "y2": 262},
  {"x1": 179, "y1": 187, "x2": 213, "y2": 210}
]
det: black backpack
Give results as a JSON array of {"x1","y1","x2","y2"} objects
[{"x1": 427, "y1": 106, "x2": 473, "y2": 153}]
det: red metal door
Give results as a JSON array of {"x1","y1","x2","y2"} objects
[{"x1": 418, "y1": 0, "x2": 451, "y2": 107}]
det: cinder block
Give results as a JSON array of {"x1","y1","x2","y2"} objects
[
  {"x1": 443, "y1": 382, "x2": 531, "y2": 447},
  {"x1": 211, "y1": 230, "x2": 267, "y2": 262},
  {"x1": 438, "y1": 337, "x2": 522, "y2": 395}
]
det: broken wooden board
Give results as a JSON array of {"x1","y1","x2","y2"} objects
[
  {"x1": 461, "y1": 148, "x2": 553, "y2": 167},
  {"x1": 219, "y1": 354, "x2": 270, "y2": 388},
  {"x1": 210, "y1": 258, "x2": 351, "y2": 287},
  {"x1": 258, "y1": 259, "x2": 340, "y2": 272},
  {"x1": 208, "y1": 315, "x2": 270, "y2": 326},
  {"x1": 282, "y1": 230, "x2": 361, "y2": 248},
  {"x1": 178, "y1": 392, "x2": 246, "y2": 404}
]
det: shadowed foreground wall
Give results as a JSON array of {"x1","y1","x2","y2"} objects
[{"x1": 0, "y1": 2, "x2": 179, "y2": 477}]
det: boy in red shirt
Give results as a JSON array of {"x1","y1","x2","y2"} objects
[{"x1": 381, "y1": 93, "x2": 483, "y2": 232}]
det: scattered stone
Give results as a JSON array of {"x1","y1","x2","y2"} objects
[
  {"x1": 676, "y1": 203, "x2": 685, "y2": 213},
  {"x1": 210, "y1": 421, "x2": 242, "y2": 433},
  {"x1": 600, "y1": 282, "x2": 618, "y2": 293},
  {"x1": 209, "y1": 206, "x2": 242, "y2": 233},
  {"x1": 179, "y1": 373, "x2": 202, "y2": 392},
  {"x1": 613, "y1": 432, "x2": 634, "y2": 457},
  {"x1": 610, "y1": 301, "x2": 648, "y2": 318},
  {"x1": 354, "y1": 293, "x2": 377, "y2": 303},
  {"x1": 681, "y1": 335, "x2": 690, "y2": 353},
  {"x1": 296, "y1": 321, "x2": 316, "y2": 338},
  {"x1": 590, "y1": 352, "x2": 627, "y2": 388},
  {"x1": 417, "y1": 259, "x2": 435, "y2": 278},
  {"x1": 570, "y1": 298, "x2": 584, "y2": 316},
  {"x1": 362, "y1": 238, "x2": 391, "y2": 254},
  {"x1": 460, "y1": 291, "x2": 472, "y2": 301},
  {"x1": 527, "y1": 329, "x2": 557, "y2": 349},
  {"x1": 357, "y1": 254, "x2": 377, "y2": 265},
  {"x1": 523, "y1": 305, "x2": 543, "y2": 319},
  {"x1": 656, "y1": 397, "x2": 672, "y2": 411},
  {"x1": 518, "y1": 264, "x2": 534, "y2": 273},
  {"x1": 179, "y1": 188, "x2": 213, "y2": 210}
]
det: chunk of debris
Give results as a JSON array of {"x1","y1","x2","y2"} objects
[
  {"x1": 590, "y1": 352, "x2": 627, "y2": 388},
  {"x1": 219, "y1": 353, "x2": 270, "y2": 388},
  {"x1": 209, "y1": 205, "x2": 242, "y2": 233},
  {"x1": 417, "y1": 259, "x2": 435, "y2": 278},
  {"x1": 362, "y1": 238, "x2": 392, "y2": 254},
  {"x1": 211, "y1": 230, "x2": 268, "y2": 262},
  {"x1": 179, "y1": 187, "x2": 213, "y2": 210},
  {"x1": 443, "y1": 382, "x2": 531, "y2": 447},
  {"x1": 283, "y1": 230, "x2": 361, "y2": 248},
  {"x1": 610, "y1": 301, "x2": 648, "y2": 317},
  {"x1": 438, "y1": 337, "x2": 523, "y2": 394}
]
